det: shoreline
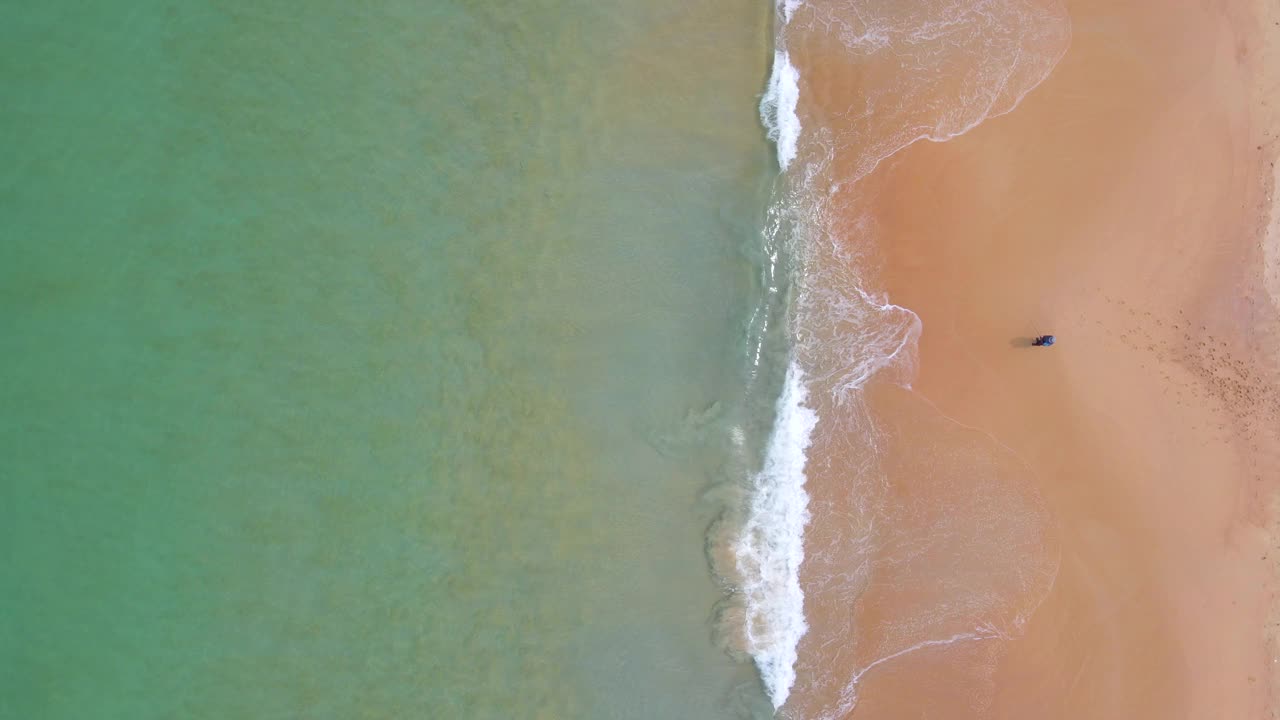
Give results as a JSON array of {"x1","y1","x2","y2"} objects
[{"x1": 859, "y1": 0, "x2": 1280, "y2": 716}]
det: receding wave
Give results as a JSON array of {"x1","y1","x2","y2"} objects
[
  {"x1": 711, "y1": 0, "x2": 1072, "y2": 716},
  {"x1": 790, "y1": 0, "x2": 1073, "y2": 184}
]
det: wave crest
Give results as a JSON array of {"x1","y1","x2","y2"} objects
[
  {"x1": 732, "y1": 361, "x2": 818, "y2": 708},
  {"x1": 761, "y1": 50, "x2": 802, "y2": 171}
]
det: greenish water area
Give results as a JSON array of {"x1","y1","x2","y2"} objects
[{"x1": 2, "y1": 3, "x2": 779, "y2": 718}]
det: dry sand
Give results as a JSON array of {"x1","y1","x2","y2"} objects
[{"x1": 851, "y1": 0, "x2": 1280, "y2": 716}]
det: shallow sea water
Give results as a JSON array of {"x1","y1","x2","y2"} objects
[{"x1": 1, "y1": 3, "x2": 782, "y2": 718}]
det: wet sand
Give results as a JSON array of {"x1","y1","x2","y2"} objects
[{"x1": 859, "y1": 0, "x2": 1280, "y2": 716}]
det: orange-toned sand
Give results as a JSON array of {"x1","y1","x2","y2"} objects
[{"x1": 848, "y1": 0, "x2": 1280, "y2": 717}]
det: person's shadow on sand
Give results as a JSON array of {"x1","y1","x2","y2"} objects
[{"x1": 1010, "y1": 336, "x2": 1037, "y2": 348}]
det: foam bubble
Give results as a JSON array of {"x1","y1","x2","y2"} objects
[
  {"x1": 733, "y1": 360, "x2": 818, "y2": 708},
  {"x1": 760, "y1": 50, "x2": 801, "y2": 171},
  {"x1": 779, "y1": 0, "x2": 803, "y2": 24}
]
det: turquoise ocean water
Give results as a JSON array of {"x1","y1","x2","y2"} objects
[{"x1": 2, "y1": 3, "x2": 787, "y2": 718}]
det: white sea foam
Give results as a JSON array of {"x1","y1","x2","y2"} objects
[
  {"x1": 734, "y1": 360, "x2": 818, "y2": 709},
  {"x1": 779, "y1": 0, "x2": 803, "y2": 23},
  {"x1": 760, "y1": 50, "x2": 801, "y2": 171}
]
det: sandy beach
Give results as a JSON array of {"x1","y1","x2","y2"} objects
[{"x1": 848, "y1": 0, "x2": 1280, "y2": 716}]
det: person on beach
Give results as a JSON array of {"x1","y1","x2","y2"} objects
[{"x1": 1032, "y1": 334, "x2": 1056, "y2": 347}]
